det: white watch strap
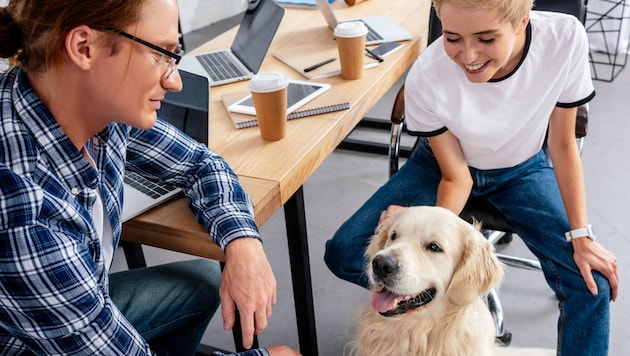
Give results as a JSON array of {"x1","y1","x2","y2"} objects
[{"x1": 565, "y1": 224, "x2": 596, "y2": 242}]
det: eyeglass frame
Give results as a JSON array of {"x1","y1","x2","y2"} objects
[{"x1": 111, "y1": 29, "x2": 184, "y2": 79}]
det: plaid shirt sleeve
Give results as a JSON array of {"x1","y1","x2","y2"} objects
[{"x1": 125, "y1": 119, "x2": 262, "y2": 251}]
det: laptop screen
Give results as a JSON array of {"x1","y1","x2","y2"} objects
[
  {"x1": 157, "y1": 70, "x2": 210, "y2": 145},
  {"x1": 231, "y1": 0, "x2": 286, "y2": 73}
]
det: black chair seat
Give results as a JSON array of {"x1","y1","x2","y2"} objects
[{"x1": 460, "y1": 198, "x2": 514, "y2": 233}]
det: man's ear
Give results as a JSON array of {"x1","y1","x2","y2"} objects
[{"x1": 64, "y1": 25, "x2": 98, "y2": 70}]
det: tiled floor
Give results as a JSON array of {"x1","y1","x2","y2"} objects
[{"x1": 111, "y1": 15, "x2": 630, "y2": 355}]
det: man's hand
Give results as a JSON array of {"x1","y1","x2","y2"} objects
[
  {"x1": 220, "y1": 238, "x2": 277, "y2": 349},
  {"x1": 572, "y1": 238, "x2": 619, "y2": 301}
]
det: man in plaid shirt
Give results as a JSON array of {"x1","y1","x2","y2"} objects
[{"x1": 0, "y1": 0, "x2": 299, "y2": 355}]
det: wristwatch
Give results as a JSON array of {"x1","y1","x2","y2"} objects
[{"x1": 565, "y1": 224, "x2": 596, "y2": 242}]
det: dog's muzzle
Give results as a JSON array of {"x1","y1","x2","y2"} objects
[{"x1": 374, "y1": 287, "x2": 437, "y2": 317}]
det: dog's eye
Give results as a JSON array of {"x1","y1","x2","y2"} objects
[
  {"x1": 426, "y1": 242, "x2": 442, "y2": 253},
  {"x1": 390, "y1": 231, "x2": 398, "y2": 241}
]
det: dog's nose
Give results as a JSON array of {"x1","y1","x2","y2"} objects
[{"x1": 372, "y1": 254, "x2": 399, "y2": 279}]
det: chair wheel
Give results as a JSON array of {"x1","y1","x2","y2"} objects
[
  {"x1": 496, "y1": 330, "x2": 512, "y2": 347},
  {"x1": 496, "y1": 233, "x2": 513, "y2": 245}
]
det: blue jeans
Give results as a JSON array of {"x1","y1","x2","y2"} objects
[
  {"x1": 324, "y1": 138, "x2": 611, "y2": 355},
  {"x1": 109, "y1": 259, "x2": 221, "y2": 356}
]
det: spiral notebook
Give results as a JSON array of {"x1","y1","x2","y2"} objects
[{"x1": 222, "y1": 87, "x2": 350, "y2": 129}]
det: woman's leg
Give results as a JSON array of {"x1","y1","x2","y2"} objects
[
  {"x1": 109, "y1": 259, "x2": 222, "y2": 356},
  {"x1": 477, "y1": 152, "x2": 611, "y2": 356},
  {"x1": 324, "y1": 139, "x2": 441, "y2": 288}
]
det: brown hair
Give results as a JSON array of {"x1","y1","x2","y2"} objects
[
  {"x1": 432, "y1": 0, "x2": 533, "y2": 27},
  {"x1": 1, "y1": 0, "x2": 144, "y2": 73}
]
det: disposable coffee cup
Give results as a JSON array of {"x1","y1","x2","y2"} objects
[
  {"x1": 248, "y1": 72, "x2": 289, "y2": 141},
  {"x1": 334, "y1": 21, "x2": 368, "y2": 80},
  {"x1": 344, "y1": 0, "x2": 368, "y2": 6}
]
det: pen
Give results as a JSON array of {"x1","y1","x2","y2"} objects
[
  {"x1": 365, "y1": 47, "x2": 384, "y2": 62},
  {"x1": 304, "y1": 57, "x2": 336, "y2": 72}
]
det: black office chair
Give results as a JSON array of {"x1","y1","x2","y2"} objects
[{"x1": 388, "y1": 0, "x2": 590, "y2": 346}]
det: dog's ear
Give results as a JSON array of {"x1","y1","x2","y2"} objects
[
  {"x1": 446, "y1": 229, "x2": 504, "y2": 306},
  {"x1": 364, "y1": 210, "x2": 402, "y2": 260},
  {"x1": 365, "y1": 214, "x2": 394, "y2": 260}
]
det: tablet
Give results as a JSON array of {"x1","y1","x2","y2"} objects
[{"x1": 228, "y1": 80, "x2": 330, "y2": 116}]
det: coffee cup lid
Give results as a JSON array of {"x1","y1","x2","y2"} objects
[
  {"x1": 333, "y1": 21, "x2": 368, "y2": 38},
  {"x1": 248, "y1": 72, "x2": 289, "y2": 93}
]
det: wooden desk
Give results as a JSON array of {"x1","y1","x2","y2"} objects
[{"x1": 122, "y1": 0, "x2": 430, "y2": 354}]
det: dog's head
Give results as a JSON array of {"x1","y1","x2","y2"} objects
[{"x1": 365, "y1": 206, "x2": 504, "y2": 317}]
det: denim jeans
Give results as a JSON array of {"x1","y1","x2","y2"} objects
[
  {"x1": 109, "y1": 259, "x2": 222, "y2": 356},
  {"x1": 324, "y1": 138, "x2": 611, "y2": 355}
]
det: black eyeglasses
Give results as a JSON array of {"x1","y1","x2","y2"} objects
[{"x1": 115, "y1": 30, "x2": 184, "y2": 79}]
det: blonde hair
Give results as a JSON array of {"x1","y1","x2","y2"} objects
[{"x1": 432, "y1": 0, "x2": 533, "y2": 27}]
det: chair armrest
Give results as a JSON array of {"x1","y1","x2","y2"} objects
[
  {"x1": 390, "y1": 85, "x2": 405, "y2": 124},
  {"x1": 576, "y1": 105, "x2": 588, "y2": 138}
]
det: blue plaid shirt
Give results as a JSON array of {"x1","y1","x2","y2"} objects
[{"x1": 0, "y1": 67, "x2": 269, "y2": 355}]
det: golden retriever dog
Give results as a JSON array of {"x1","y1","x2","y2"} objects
[{"x1": 351, "y1": 206, "x2": 554, "y2": 356}]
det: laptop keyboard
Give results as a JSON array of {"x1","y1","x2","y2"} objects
[
  {"x1": 340, "y1": 20, "x2": 383, "y2": 43},
  {"x1": 124, "y1": 171, "x2": 178, "y2": 199},
  {"x1": 362, "y1": 21, "x2": 383, "y2": 42},
  {"x1": 196, "y1": 51, "x2": 249, "y2": 82}
]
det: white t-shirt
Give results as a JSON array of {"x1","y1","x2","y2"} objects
[
  {"x1": 405, "y1": 11, "x2": 595, "y2": 170},
  {"x1": 82, "y1": 147, "x2": 115, "y2": 270}
]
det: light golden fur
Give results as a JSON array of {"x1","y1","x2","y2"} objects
[{"x1": 350, "y1": 206, "x2": 554, "y2": 356}]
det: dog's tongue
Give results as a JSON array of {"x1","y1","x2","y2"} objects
[{"x1": 372, "y1": 289, "x2": 404, "y2": 313}]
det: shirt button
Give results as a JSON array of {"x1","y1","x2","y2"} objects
[{"x1": 71, "y1": 188, "x2": 80, "y2": 195}]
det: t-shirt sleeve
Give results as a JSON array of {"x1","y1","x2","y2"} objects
[
  {"x1": 403, "y1": 58, "x2": 448, "y2": 136},
  {"x1": 557, "y1": 16, "x2": 595, "y2": 107}
]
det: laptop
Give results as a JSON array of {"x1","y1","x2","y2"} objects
[
  {"x1": 315, "y1": 0, "x2": 412, "y2": 45},
  {"x1": 122, "y1": 70, "x2": 210, "y2": 222},
  {"x1": 178, "y1": 0, "x2": 286, "y2": 86}
]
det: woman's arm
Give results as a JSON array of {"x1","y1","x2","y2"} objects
[
  {"x1": 547, "y1": 106, "x2": 618, "y2": 300},
  {"x1": 428, "y1": 131, "x2": 473, "y2": 215}
]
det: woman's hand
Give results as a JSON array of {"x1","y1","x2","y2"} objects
[
  {"x1": 572, "y1": 238, "x2": 619, "y2": 301},
  {"x1": 378, "y1": 205, "x2": 405, "y2": 225}
]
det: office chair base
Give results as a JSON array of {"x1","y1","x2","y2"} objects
[
  {"x1": 496, "y1": 331, "x2": 513, "y2": 347},
  {"x1": 496, "y1": 233, "x2": 513, "y2": 245},
  {"x1": 486, "y1": 288, "x2": 512, "y2": 347}
]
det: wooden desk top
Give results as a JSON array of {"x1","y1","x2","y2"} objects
[
  {"x1": 122, "y1": 0, "x2": 431, "y2": 259},
  {"x1": 200, "y1": 0, "x2": 429, "y2": 202}
]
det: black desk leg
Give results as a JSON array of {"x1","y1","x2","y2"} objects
[
  {"x1": 121, "y1": 241, "x2": 147, "y2": 269},
  {"x1": 284, "y1": 187, "x2": 318, "y2": 356},
  {"x1": 220, "y1": 262, "x2": 260, "y2": 352}
]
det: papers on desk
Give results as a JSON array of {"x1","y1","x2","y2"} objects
[
  {"x1": 273, "y1": 44, "x2": 380, "y2": 79},
  {"x1": 274, "y1": 0, "x2": 335, "y2": 9}
]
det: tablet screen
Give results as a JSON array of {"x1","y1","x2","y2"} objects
[{"x1": 228, "y1": 80, "x2": 330, "y2": 115}]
